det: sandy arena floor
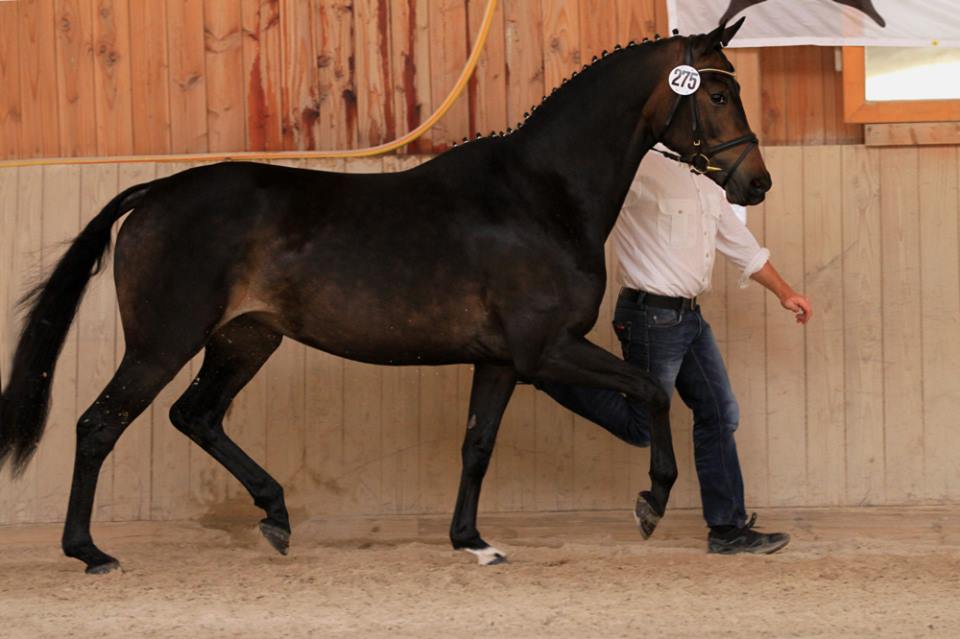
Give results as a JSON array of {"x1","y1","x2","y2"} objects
[{"x1": 1, "y1": 507, "x2": 959, "y2": 638}]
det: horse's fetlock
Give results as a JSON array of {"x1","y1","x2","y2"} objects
[
  {"x1": 255, "y1": 480, "x2": 286, "y2": 510},
  {"x1": 268, "y1": 482, "x2": 285, "y2": 503},
  {"x1": 61, "y1": 534, "x2": 90, "y2": 558},
  {"x1": 656, "y1": 468, "x2": 679, "y2": 488},
  {"x1": 450, "y1": 528, "x2": 482, "y2": 550}
]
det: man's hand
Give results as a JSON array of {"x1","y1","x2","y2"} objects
[
  {"x1": 750, "y1": 261, "x2": 813, "y2": 326},
  {"x1": 780, "y1": 293, "x2": 812, "y2": 325}
]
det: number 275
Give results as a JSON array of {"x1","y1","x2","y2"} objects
[{"x1": 671, "y1": 69, "x2": 698, "y2": 90}]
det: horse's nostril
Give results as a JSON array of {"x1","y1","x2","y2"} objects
[{"x1": 750, "y1": 175, "x2": 771, "y2": 192}]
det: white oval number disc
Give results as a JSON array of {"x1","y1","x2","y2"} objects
[{"x1": 668, "y1": 65, "x2": 701, "y2": 96}]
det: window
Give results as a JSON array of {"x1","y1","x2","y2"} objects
[{"x1": 843, "y1": 46, "x2": 960, "y2": 123}]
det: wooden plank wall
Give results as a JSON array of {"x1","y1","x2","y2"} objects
[
  {"x1": 2, "y1": 144, "x2": 959, "y2": 524},
  {"x1": 0, "y1": 0, "x2": 860, "y2": 163}
]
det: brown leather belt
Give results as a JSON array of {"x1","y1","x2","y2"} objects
[{"x1": 618, "y1": 287, "x2": 699, "y2": 312}]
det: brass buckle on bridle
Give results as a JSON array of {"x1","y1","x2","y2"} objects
[{"x1": 690, "y1": 141, "x2": 723, "y2": 175}]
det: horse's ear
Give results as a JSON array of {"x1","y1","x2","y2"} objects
[
  {"x1": 701, "y1": 16, "x2": 746, "y2": 52},
  {"x1": 721, "y1": 16, "x2": 746, "y2": 46}
]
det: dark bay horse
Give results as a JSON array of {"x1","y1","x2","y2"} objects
[{"x1": 0, "y1": 20, "x2": 769, "y2": 573}]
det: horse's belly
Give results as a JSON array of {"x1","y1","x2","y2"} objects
[
  {"x1": 274, "y1": 291, "x2": 504, "y2": 366},
  {"x1": 292, "y1": 323, "x2": 501, "y2": 365},
  {"x1": 246, "y1": 232, "x2": 511, "y2": 364}
]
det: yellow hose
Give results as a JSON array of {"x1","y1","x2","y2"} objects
[{"x1": 0, "y1": 0, "x2": 498, "y2": 169}]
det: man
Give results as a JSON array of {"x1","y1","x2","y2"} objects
[{"x1": 537, "y1": 149, "x2": 812, "y2": 554}]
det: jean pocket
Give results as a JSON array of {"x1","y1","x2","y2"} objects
[
  {"x1": 647, "y1": 308, "x2": 682, "y2": 328},
  {"x1": 612, "y1": 319, "x2": 632, "y2": 359}
]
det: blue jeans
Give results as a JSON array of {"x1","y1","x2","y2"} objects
[{"x1": 536, "y1": 295, "x2": 747, "y2": 528}]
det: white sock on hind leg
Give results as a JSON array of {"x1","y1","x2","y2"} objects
[{"x1": 464, "y1": 545, "x2": 506, "y2": 565}]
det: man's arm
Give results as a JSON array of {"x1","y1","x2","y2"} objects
[
  {"x1": 713, "y1": 195, "x2": 813, "y2": 326},
  {"x1": 750, "y1": 261, "x2": 813, "y2": 325}
]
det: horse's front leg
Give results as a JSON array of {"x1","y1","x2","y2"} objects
[
  {"x1": 449, "y1": 363, "x2": 517, "y2": 565},
  {"x1": 522, "y1": 335, "x2": 677, "y2": 538}
]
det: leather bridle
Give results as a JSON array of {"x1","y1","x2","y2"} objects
[{"x1": 656, "y1": 41, "x2": 758, "y2": 188}]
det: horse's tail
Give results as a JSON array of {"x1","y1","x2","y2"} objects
[{"x1": 0, "y1": 182, "x2": 152, "y2": 476}]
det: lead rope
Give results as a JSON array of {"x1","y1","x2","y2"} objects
[{"x1": 0, "y1": 0, "x2": 499, "y2": 169}]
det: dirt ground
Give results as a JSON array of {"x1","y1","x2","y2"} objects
[{"x1": 1, "y1": 507, "x2": 959, "y2": 639}]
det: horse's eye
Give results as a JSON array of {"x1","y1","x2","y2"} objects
[{"x1": 711, "y1": 93, "x2": 727, "y2": 105}]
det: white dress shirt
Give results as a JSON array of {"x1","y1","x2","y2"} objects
[{"x1": 612, "y1": 150, "x2": 770, "y2": 298}]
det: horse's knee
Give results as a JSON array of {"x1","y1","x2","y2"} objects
[
  {"x1": 461, "y1": 438, "x2": 495, "y2": 477},
  {"x1": 461, "y1": 413, "x2": 498, "y2": 466}
]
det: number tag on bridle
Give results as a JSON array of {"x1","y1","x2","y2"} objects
[{"x1": 668, "y1": 65, "x2": 701, "y2": 96}]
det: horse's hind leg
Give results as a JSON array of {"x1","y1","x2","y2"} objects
[
  {"x1": 167, "y1": 316, "x2": 291, "y2": 554},
  {"x1": 63, "y1": 353, "x2": 188, "y2": 573},
  {"x1": 450, "y1": 363, "x2": 516, "y2": 565},
  {"x1": 521, "y1": 336, "x2": 677, "y2": 538}
]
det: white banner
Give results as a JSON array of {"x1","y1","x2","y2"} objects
[{"x1": 667, "y1": 0, "x2": 960, "y2": 48}]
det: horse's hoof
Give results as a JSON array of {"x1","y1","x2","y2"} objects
[
  {"x1": 260, "y1": 521, "x2": 290, "y2": 555},
  {"x1": 634, "y1": 491, "x2": 662, "y2": 540},
  {"x1": 464, "y1": 545, "x2": 507, "y2": 566},
  {"x1": 85, "y1": 560, "x2": 121, "y2": 575}
]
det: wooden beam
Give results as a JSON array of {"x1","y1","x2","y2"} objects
[{"x1": 865, "y1": 122, "x2": 960, "y2": 147}]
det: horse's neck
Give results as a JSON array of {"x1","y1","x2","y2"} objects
[{"x1": 514, "y1": 43, "x2": 677, "y2": 245}]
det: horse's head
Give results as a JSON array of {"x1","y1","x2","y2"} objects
[{"x1": 654, "y1": 19, "x2": 771, "y2": 205}]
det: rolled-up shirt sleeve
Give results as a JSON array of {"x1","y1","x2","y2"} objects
[{"x1": 716, "y1": 203, "x2": 769, "y2": 288}]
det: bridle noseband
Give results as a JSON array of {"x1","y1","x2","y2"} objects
[{"x1": 656, "y1": 41, "x2": 758, "y2": 188}]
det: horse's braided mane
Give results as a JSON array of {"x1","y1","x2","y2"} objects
[{"x1": 450, "y1": 31, "x2": 687, "y2": 147}]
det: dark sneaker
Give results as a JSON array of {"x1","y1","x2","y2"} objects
[{"x1": 707, "y1": 514, "x2": 790, "y2": 555}]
